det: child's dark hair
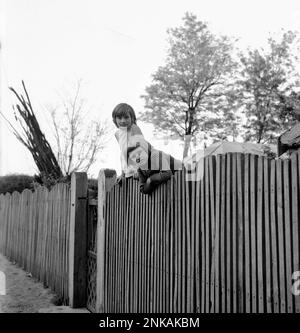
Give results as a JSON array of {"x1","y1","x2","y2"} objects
[{"x1": 112, "y1": 103, "x2": 137, "y2": 127}]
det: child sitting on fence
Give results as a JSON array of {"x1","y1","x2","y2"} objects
[{"x1": 112, "y1": 103, "x2": 180, "y2": 194}]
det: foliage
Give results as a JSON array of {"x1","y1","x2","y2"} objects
[
  {"x1": 0, "y1": 174, "x2": 34, "y2": 194},
  {"x1": 140, "y1": 12, "x2": 237, "y2": 158},
  {"x1": 238, "y1": 30, "x2": 300, "y2": 143}
]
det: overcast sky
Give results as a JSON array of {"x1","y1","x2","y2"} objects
[{"x1": 1, "y1": 0, "x2": 300, "y2": 177}]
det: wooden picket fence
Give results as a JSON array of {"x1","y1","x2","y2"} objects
[
  {"x1": 99, "y1": 152, "x2": 300, "y2": 313},
  {"x1": 0, "y1": 183, "x2": 70, "y2": 304}
]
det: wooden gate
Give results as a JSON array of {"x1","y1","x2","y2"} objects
[{"x1": 86, "y1": 191, "x2": 98, "y2": 312}]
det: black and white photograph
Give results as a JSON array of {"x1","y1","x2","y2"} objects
[{"x1": 0, "y1": 0, "x2": 300, "y2": 323}]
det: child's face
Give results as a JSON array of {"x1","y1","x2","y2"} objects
[{"x1": 115, "y1": 112, "x2": 132, "y2": 129}]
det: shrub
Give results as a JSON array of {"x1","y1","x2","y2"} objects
[{"x1": 0, "y1": 174, "x2": 35, "y2": 194}]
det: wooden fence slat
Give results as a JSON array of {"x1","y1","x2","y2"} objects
[
  {"x1": 226, "y1": 154, "x2": 233, "y2": 313},
  {"x1": 201, "y1": 162, "x2": 205, "y2": 313},
  {"x1": 293, "y1": 152, "x2": 300, "y2": 312},
  {"x1": 181, "y1": 170, "x2": 186, "y2": 313},
  {"x1": 232, "y1": 154, "x2": 238, "y2": 312},
  {"x1": 190, "y1": 177, "x2": 196, "y2": 313},
  {"x1": 211, "y1": 155, "x2": 220, "y2": 313},
  {"x1": 195, "y1": 174, "x2": 201, "y2": 313},
  {"x1": 283, "y1": 159, "x2": 293, "y2": 313},
  {"x1": 221, "y1": 154, "x2": 226, "y2": 313},
  {"x1": 237, "y1": 153, "x2": 244, "y2": 313},
  {"x1": 276, "y1": 160, "x2": 286, "y2": 313},
  {"x1": 250, "y1": 155, "x2": 257, "y2": 312},
  {"x1": 169, "y1": 175, "x2": 175, "y2": 313},
  {"x1": 257, "y1": 156, "x2": 264, "y2": 312},
  {"x1": 185, "y1": 172, "x2": 192, "y2": 313},
  {"x1": 264, "y1": 158, "x2": 272, "y2": 313},
  {"x1": 270, "y1": 160, "x2": 279, "y2": 313},
  {"x1": 244, "y1": 154, "x2": 251, "y2": 312}
]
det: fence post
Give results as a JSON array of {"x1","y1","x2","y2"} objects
[
  {"x1": 69, "y1": 172, "x2": 88, "y2": 308},
  {"x1": 96, "y1": 169, "x2": 116, "y2": 313}
]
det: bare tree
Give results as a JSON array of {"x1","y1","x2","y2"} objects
[
  {"x1": 2, "y1": 81, "x2": 63, "y2": 179},
  {"x1": 47, "y1": 79, "x2": 109, "y2": 175}
]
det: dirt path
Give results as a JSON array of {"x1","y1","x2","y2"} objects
[{"x1": 0, "y1": 253, "x2": 58, "y2": 313}]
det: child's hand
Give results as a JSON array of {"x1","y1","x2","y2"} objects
[
  {"x1": 116, "y1": 175, "x2": 124, "y2": 185},
  {"x1": 116, "y1": 172, "x2": 126, "y2": 186}
]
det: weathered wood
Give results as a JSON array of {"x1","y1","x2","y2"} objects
[
  {"x1": 257, "y1": 156, "x2": 264, "y2": 313},
  {"x1": 283, "y1": 159, "x2": 293, "y2": 313},
  {"x1": 270, "y1": 160, "x2": 280, "y2": 313},
  {"x1": 263, "y1": 158, "x2": 272, "y2": 313},
  {"x1": 237, "y1": 153, "x2": 244, "y2": 313},
  {"x1": 69, "y1": 172, "x2": 88, "y2": 308},
  {"x1": 250, "y1": 155, "x2": 257, "y2": 312},
  {"x1": 276, "y1": 160, "x2": 286, "y2": 313},
  {"x1": 226, "y1": 154, "x2": 233, "y2": 313},
  {"x1": 96, "y1": 169, "x2": 117, "y2": 313}
]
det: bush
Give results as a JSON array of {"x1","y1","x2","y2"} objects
[{"x1": 0, "y1": 174, "x2": 35, "y2": 195}]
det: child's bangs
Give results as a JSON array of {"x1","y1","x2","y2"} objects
[{"x1": 115, "y1": 108, "x2": 131, "y2": 118}]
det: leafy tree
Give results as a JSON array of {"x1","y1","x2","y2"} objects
[
  {"x1": 238, "y1": 30, "x2": 300, "y2": 143},
  {"x1": 140, "y1": 12, "x2": 237, "y2": 158}
]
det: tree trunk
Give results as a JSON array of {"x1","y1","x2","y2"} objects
[{"x1": 182, "y1": 134, "x2": 193, "y2": 159}]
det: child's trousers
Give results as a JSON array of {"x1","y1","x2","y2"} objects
[{"x1": 137, "y1": 169, "x2": 172, "y2": 194}]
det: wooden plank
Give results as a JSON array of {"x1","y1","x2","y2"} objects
[
  {"x1": 169, "y1": 175, "x2": 174, "y2": 313},
  {"x1": 145, "y1": 190, "x2": 151, "y2": 313},
  {"x1": 250, "y1": 155, "x2": 257, "y2": 312},
  {"x1": 185, "y1": 173, "x2": 192, "y2": 313},
  {"x1": 113, "y1": 184, "x2": 118, "y2": 312},
  {"x1": 276, "y1": 160, "x2": 286, "y2": 313},
  {"x1": 221, "y1": 154, "x2": 227, "y2": 313},
  {"x1": 209, "y1": 156, "x2": 216, "y2": 313},
  {"x1": 263, "y1": 158, "x2": 272, "y2": 313},
  {"x1": 257, "y1": 156, "x2": 264, "y2": 312},
  {"x1": 129, "y1": 179, "x2": 135, "y2": 312},
  {"x1": 68, "y1": 173, "x2": 88, "y2": 308},
  {"x1": 292, "y1": 152, "x2": 300, "y2": 312},
  {"x1": 204, "y1": 157, "x2": 211, "y2": 313},
  {"x1": 211, "y1": 155, "x2": 220, "y2": 313},
  {"x1": 125, "y1": 179, "x2": 132, "y2": 312},
  {"x1": 137, "y1": 184, "x2": 143, "y2": 312},
  {"x1": 232, "y1": 154, "x2": 238, "y2": 312},
  {"x1": 237, "y1": 153, "x2": 244, "y2": 313},
  {"x1": 121, "y1": 180, "x2": 128, "y2": 312},
  {"x1": 283, "y1": 159, "x2": 293, "y2": 312},
  {"x1": 190, "y1": 176, "x2": 196, "y2": 312},
  {"x1": 270, "y1": 160, "x2": 279, "y2": 313},
  {"x1": 141, "y1": 190, "x2": 146, "y2": 312},
  {"x1": 173, "y1": 171, "x2": 179, "y2": 312},
  {"x1": 200, "y1": 163, "x2": 205, "y2": 312},
  {"x1": 244, "y1": 154, "x2": 251, "y2": 313},
  {"x1": 96, "y1": 169, "x2": 117, "y2": 313},
  {"x1": 226, "y1": 154, "x2": 233, "y2": 313},
  {"x1": 177, "y1": 171, "x2": 182, "y2": 312},
  {"x1": 165, "y1": 181, "x2": 171, "y2": 313},
  {"x1": 153, "y1": 183, "x2": 158, "y2": 312},
  {"x1": 181, "y1": 170, "x2": 186, "y2": 313},
  {"x1": 195, "y1": 174, "x2": 201, "y2": 313},
  {"x1": 149, "y1": 183, "x2": 155, "y2": 313}
]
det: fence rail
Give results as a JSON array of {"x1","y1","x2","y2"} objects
[{"x1": 0, "y1": 183, "x2": 70, "y2": 304}]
